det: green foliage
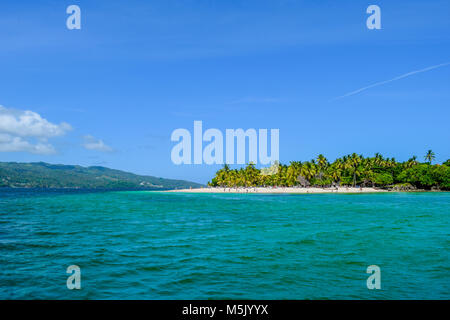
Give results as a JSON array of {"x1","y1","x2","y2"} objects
[
  {"x1": 340, "y1": 175, "x2": 354, "y2": 186},
  {"x1": 209, "y1": 152, "x2": 449, "y2": 190},
  {"x1": 373, "y1": 173, "x2": 393, "y2": 186},
  {"x1": 431, "y1": 165, "x2": 450, "y2": 190},
  {"x1": 397, "y1": 164, "x2": 434, "y2": 188},
  {"x1": 0, "y1": 162, "x2": 203, "y2": 190}
]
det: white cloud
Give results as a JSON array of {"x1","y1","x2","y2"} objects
[
  {"x1": 0, "y1": 105, "x2": 72, "y2": 137},
  {"x1": 82, "y1": 135, "x2": 113, "y2": 152},
  {"x1": 0, "y1": 105, "x2": 72, "y2": 154},
  {"x1": 0, "y1": 133, "x2": 56, "y2": 154}
]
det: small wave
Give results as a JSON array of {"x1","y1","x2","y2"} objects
[
  {"x1": 286, "y1": 239, "x2": 316, "y2": 245},
  {"x1": 34, "y1": 231, "x2": 60, "y2": 236}
]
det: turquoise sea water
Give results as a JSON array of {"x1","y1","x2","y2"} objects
[{"x1": 0, "y1": 189, "x2": 448, "y2": 299}]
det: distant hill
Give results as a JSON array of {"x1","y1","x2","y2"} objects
[{"x1": 0, "y1": 162, "x2": 203, "y2": 190}]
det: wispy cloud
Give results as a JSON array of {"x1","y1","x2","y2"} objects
[
  {"x1": 82, "y1": 135, "x2": 113, "y2": 153},
  {"x1": 229, "y1": 97, "x2": 284, "y2": 104},
  {"x1": 332, "y1": 62, "x2": 450, "y2": 100}
]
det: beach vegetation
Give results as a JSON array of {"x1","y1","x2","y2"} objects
[{"x1": 208, "y1": 151, "x2": 450, "y2": 191}]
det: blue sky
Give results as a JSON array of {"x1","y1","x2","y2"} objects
[{"x1": 0, "y1": 0, "x2": 449, "y2": 183}]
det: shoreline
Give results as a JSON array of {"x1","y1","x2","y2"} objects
[{"x1": 166, "y1": 186, "x2": 390, "y2": 194}]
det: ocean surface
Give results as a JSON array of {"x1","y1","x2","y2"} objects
[{"x1": 0, "y1": 189, "x2": 448, "y2": 299}]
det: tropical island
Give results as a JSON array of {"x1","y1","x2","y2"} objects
[{"x1": 172, "y1": 150, "x2": 450, "y2": 193}]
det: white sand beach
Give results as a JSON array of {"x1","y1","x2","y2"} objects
[{"x1": 167, "y1": 186, "x2": 388, "y2": 194}]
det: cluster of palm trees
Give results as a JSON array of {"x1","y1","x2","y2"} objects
[{"x1": 209, "y1": 150, "x2": 446, "y2": 189}]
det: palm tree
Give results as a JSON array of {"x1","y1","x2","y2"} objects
[
  {"x1": 286, "y1": 161, "x2": 301, "y2": 186},
  {"x1": 316, "y1": 154, "x2": 328, "y2": 182},
  {"x1": 345, "y1": 153, "x2": 362, "y2": 187},
  {"x1": 244, "y1": 162, "x2": 259, "y2": 187},
  {"x1": 335, "y1": 158, "x2": 345, "y2": 171},
  {"x1": 236, "y1": 168, "x2": 245, "y2": 187},
  {"x1": 425, "y1": 150, "x2": 435, "y2": 164},
  {"x1": 361, "y1": 158, "x2": 375, "y2": 186},
  {"x1": 300, "y1": 162, "x2": 317, "y2": 182},
  {"x1": 374, "y1": 152, "x2": 384, "y2": 166},
  {"x1": 226, "y1": 170, "x2": 238, "y2": 188},
  {"x1": 316, "y1": 154, "x2": 328, "y2": 170},
  {"x1": 216, "y1": 164, "x2": 231, "y2": 188},
  {"x1": 405, "y1": 156, "x2": 418, "y2": 169},
  {"x1": 327, "y1": 164, "x2": 342, "y2": 185}
]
